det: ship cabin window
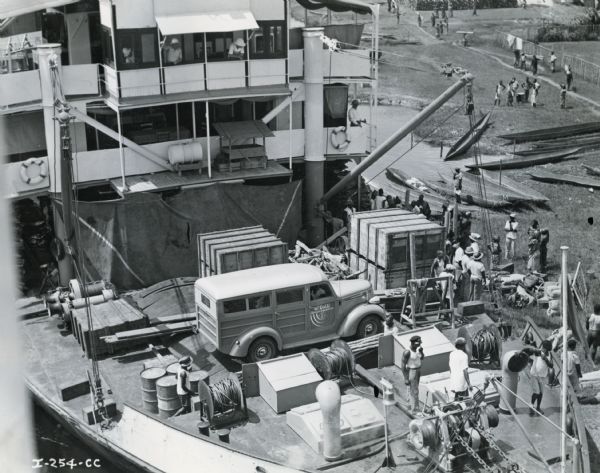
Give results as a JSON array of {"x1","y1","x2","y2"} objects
[
  {"x1": 249, "y1": 21, "x2": 286, "y2": 60},
  {"x1": 223, "y1": 298, "x2": 247, "y2": 314},
  {"x1": 101, "y1": 26, "x2": 114, "y2": 68},
  {"x1": 161, "y1": 34, "x2": 204, "y2": 66},
  {"x1": 115, "y1": 28, "x2": 159, "y2": 70},
  {"x1": 323, "y1": 83, "x2": 349, "y2": 128},
  {"x1": 206, "y1": 31, "x2": 247, "y2": 61}
]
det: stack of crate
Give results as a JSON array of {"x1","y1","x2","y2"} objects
[
  {"x1": 197, "y1": 226, "x2": 288, "y2": 277},
  {"x1": 348, "y1": 209, "x2": 446, "y2": 291},
  {"x1": 71, "y1": 298, "x2": 147, "y2": 358}
]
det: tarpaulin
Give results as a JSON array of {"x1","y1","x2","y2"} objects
[
  {"x1": 296, "y1": 0, "x2": 373, "y2": 15},
  {"x1": 74, "y1": 181, "x2": 302, "y2": 290}
]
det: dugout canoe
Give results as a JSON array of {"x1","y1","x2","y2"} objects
[
  {"x1": 462, "y1": 170, "x2": 548, "y2": 204},
  {"x1": 528, "y1": 169, "x2": 600, "y2": 189},
  {"x1": 444, "y1": 112, "x2": 492, "y2": 161},
  {"x1": 582, "y1": 163, "x2": 600, "y2": 177},
  {"x1": 498, "y1": 122, "x2": 600, "y2": 143},
  {"x1": 421, "y1": 173, "x2": 511, "y2": 208},
  {"x1": 466, "y1": 148, "x2": 580, "y2": 171}
]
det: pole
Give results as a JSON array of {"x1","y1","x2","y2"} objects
[
  {"x1": 116, "y1": 110, "x2": 128, "y2": 192},
  {"x1": 372, "y1": 4, "x2": 380, "y2": 150},
  {"x1": 561, "y1": 245, "x2": 569, "y2": 473},
  {"x1": 322, "y1": 74, "x2": 473, "y2": 203},
  {"x1": 206, "y1": 101, "x2": 212, "y2": 179}
]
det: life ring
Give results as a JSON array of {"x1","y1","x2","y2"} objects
[
  {"x1": 331, "y1": 126, "x2": 351, "y2": 151},
  {"x1": 20, "y1": 158, "x2": 48, "y2": 185}
]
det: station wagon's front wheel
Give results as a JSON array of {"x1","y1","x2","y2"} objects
[
  {"x1": 356, "y1": 315, "x2": 383, "y2": 339},
  {"x1": 247, "y1": 337, "x2": 277, "y2": 363}
]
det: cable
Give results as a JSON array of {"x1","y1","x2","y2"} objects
[{"x1": 209, "y1": 378, "x2": 242, "y2": 412}]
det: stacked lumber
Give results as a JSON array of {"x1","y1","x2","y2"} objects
[
  {"x1": 102, "y1": 320, "x2": 195, "y2": 351},
  {"x1": 71, "y1": 298, "x2": 147, "y2": 358}
]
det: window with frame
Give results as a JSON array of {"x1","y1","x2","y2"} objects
[
  {"x1": 249, "y1": 21, "x2": 286, "y2": 59},
  {"x1": 101, "y1": 26, "x2": 114, "y2": 68},
  {"x1": 201, "y1": 293, "x2": 211, "y2": 308},
  {"x1": 323, "y1": 84, "x2": 349, "y2": 128},
  {"x1": 115, "y1": 28, "x2": 159, "y2": 70},
  {"x1": 223, "y1": 298, "x2": 247, "y2": 314},
  {"x1": 161, "y1": 33, "x2": 204, "y2": 66},
  {"x1": 276, "y1": 288, "x2": 304, "y2": 305},
  {"x1": 206, "y1": 31, "x2": 243, "y2": 61},
  {"x1": 248, "y1": 295, "x2": 271, "y2": 310},
  {"x1": 310, "y1": 283, "x2": 333, "y2": 301}
]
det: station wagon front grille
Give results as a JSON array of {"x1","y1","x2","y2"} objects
[{"x1": 197, "y1": 309, "x2": 218, "y2": 345}]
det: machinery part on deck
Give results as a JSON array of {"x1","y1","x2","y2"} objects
[
  {"x1": 451, "y1": 424, "x2": 495, "y2": 473},
  {"x1": 197, "y1": 374, "x2": 247, "y2": 430},
  {"x1": 408, "y1": 418, "x2": 438, "y2": 449},
  {"x1": 499, "y1": 350, "x2": 530, "y2": 413},
  {"x1": 307, "y1": 340, "x2": 355, "y2": 380},
  {"x1": 69, "y1": 279, "x2": 107, "y2": 299},
  {"x1": 484, "y1": 404, "x2": 499, "y2": 428},
  {"x1": 247, "y1": 336, "x2": 278, "y2": 363},
  {"x1": 330, "y1": 127, "x2": 351, "y2": 150},
  {"x1": 19, "y1": 157, "x2": 48, "y2": 185}
]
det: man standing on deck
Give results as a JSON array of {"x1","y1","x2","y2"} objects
[
  {"x1": 453, "y1": 168, "x2": 463, "y2": 203},
  {"x1": 587, "y1": 303, "x2": 600, "y2": 365},
  {"x1": 401, "y1": 335, "x2": 425, "y2": 413},
  {"x1": 504, "y1": 214, "x2": 518, "y2": 261},
  {"x1": 175, "y1": 356, "x2": 194, "y2": 416},
  {"x1": 469, "y1": 252, "x2": 486, "y2": 301},
  {"x1": 449, "y1": 337, "x2": 471, "y2": 400},
  {"x1": 528, "y1": 340, "x2": 553, "y2": 416}
]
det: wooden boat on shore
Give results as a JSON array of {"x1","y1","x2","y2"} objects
[
  {"x1": 422, "y1": 173, "x2": 511, "y2": 208},
  {"x1": 528, "y1": 169, "x2": 600, "y2": 189},
  {"x1": 582, "y1": 163, "x2": 600, "y2": 177},
  {"x1": 462, "y1": 171, "x2": 548, "y2": 204},
  {"x1": 466, "y1": 148, "x2": 580, "y2": 171},
  {"x1": 444, "y1": 112, "x2": 492, "y2": 161},
  {"x1": 498, "y1": 122, "x2": 600, "y2": 143}
]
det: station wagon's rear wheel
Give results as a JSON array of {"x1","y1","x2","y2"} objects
[
  {"x1": 247, "y1": 337, "x2": 277, "y2": 363},
  {"x1": 356, "y1": 315, "x2": 383, "y2": 339}
]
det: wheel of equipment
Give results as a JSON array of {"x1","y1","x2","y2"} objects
[
  {"x1": 485, "y1": 404, "x2": 499, "y2": 428},
  {"x1": 356, "y1": 314, "x2": 383, "y2": 339},
  {"x1": 19, "y1": 157, "x2": 48, "y2": 185},
  {"x1": 247, "y1": 337, "x2": 277, "y2": 363},
  {"x1": 408, "y1": 419, "x2": 437, "y2": 450},
  {"x1": 330, "y1": 127, "x2": 351, "y2": 151}
]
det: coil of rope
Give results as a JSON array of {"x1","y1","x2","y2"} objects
[
  {"x1": 307, "y1": 340, "x2": 355, "y2": 380},
  {"x1": 209, "y1": 378, "x2": 242, "y2": 412},
  {"x1": 471, "y1": 327, "x2": 498, "y2": 362}
]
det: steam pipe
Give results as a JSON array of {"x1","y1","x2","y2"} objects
[
  {"x1": 498, "y1": 349, "x2": 529, "y2": 414},
  {"x1": 321, "y1": 74, "x2": 473, "y2": 204}
]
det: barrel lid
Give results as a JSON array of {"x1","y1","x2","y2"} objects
[
  {"x1": 156, "y1": 375, "x2": 178, "y2": 387},
  {"x1": 166, "y1": 362, "x2": 180, "y2": 374},
  {"x1": 141, "y1": 367, "x2": 166, "y2": 379}
]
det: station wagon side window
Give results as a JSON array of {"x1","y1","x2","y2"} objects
[
  {"x1": 223, "y1": 298, "x2": 247, "y2": 314},
  {"x1": 310, "y1": 283, "x2": 333, "y2": 301},
  {"x1": 248, "y1": 294, "x2": 271, "y2": 310},
  {"x1": 276, "y1": 288, "x2": 304, "y2": 305},
  {"x1": 200, "y1": 293, "x2": 211, "y2": 308}
]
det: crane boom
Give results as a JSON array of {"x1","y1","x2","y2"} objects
[{"x1": 321, "y1": 73, "x2": 474, "y2": 203}]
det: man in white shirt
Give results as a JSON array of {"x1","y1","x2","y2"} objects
[
  {"x1": 529, "y1": 340, "x2": 552, "y2": 416},
  {"x1": 165, "y1": 38, "x2": 182, "y2": 65},
  {"x1": 375, "y1": 189, "x2": 386, "y2": 209},
  {"x1": 449, "y1": 337, "x2": 471, "y2": 400},
  {"x1": 175, "y1": 356, "x2": 194, "y2": 416},
  {"x1": 228, "y1": 38, "x2": 246, "y2": 59},
  {"x1": 401, "y1": 335, "x2": 425, "y2": 413},
  {"x1": 469, "y1": 233, "x2": 481, "y2": 254},
  {"x1": 504, "y1": 213, "x2": 518, "y2": 260},
  {"x1": 588, "y1": 302, "x2": 600, "y2": 364},
  {"x1": 469, "y1": 252, "x2": 486, "y2": 301},
  {"x1": 348, "y1": 99, "x2": 366, "y2": 127},
  {"x1": 438, "y1": 264, "x2": 455, "y2": 310}
]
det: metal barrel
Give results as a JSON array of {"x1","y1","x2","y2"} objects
[
  {"x1": 140, "y1": 367, "x2": 166, "y2": 414},
  {"x1": 188, "y1": 370, "x2": 209, "y2": 395},
  {"x1": 156, "y1": 375, "x2": 180, "y2": 418},
  {"x1": 166, "y1": 362, "x2": 180, "y2": 376}
]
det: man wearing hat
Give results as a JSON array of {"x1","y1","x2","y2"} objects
[
  {"x1": 401, "y1": 335, "x2": 425, "y2": 413},
  {"x1": 175, "y1": 356, "x2": 194, "y2": 416},
  {"x1": 469, "y1": 252, "x2": 486, "y2": 301},
  {"x1": 165, "y1": 37, "x2": 182, "y2": 65},
  {"x1": 459, "y1": 246, "x2": 474, "y2": 301},
  {"x1": 348, "y1": 99, "x2": 366, "y2": 127},
  {"x1": 449, "y1": 337, "x2": 471, "y2": 400},
  {"x1": 430, "y1": 250, "x2": 449, "y2": 278},
  {"x1": 228, "y1": 38, "x2": 246, "y2": 59},
  {"x1": 469, "y1": 233, "x2": 481, "y2": 254},
  {"x1": 504, "y1": 213, "x2": 518, "y2": 261},
  {"x1": 438, "y1": 263, "x2": 455, "y2": 310}
]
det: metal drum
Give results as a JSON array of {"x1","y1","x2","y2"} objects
[
  {"x1": 166, "y1": 362, "x2": 180, "y2": 376},
  {"x1": 140, "y1": 367, "x2": 166, "y2": 414},
  {"x1": 156, "y1": 375, "x2": 180, "y2": 418},
  {"x1": 188, "y1": 370, "x2": 210, "y2": 395}
]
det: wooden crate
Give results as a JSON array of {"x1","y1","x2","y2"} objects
[
  {"x1": 393, "y1": 326, "x2": 455, "y2": 376},
  {"x1": 349, "y1": 209, "x2": 413, "y2": 258},
  {"x1": 197, "y1": 226, "x2": 263, "y2": 277},
  {"x1": 207, "y1": 234, "x2": 275, "y2": 275},
  {"x1": 214, "y1": 240, "x2": 288, "y2": 274}
]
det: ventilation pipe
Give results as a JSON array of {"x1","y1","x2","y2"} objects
[
  {"x1": 498, "y1": 349, "x2": 530, "y2": 414},
  {"x1": 316, "y1": 380, "x2": 342, "y2": 461}
]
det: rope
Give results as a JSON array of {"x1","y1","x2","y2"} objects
[{"x1": 209, "y1": 378, "x2": 242, "y2": 412}]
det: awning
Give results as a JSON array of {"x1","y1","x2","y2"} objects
[
  {"x1": 155, "y1": 11, "x2": 259, "y2": 35},
  {"x1": 296, "y1": 0, "x2": 373, "y2": 15},
  {"x1": 0, "y1": 0, "x2": 77, "y2": 18}
]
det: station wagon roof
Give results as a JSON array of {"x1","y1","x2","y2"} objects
[{"x1": 195, "y1": 264, "x2": 328, "y2": 300}]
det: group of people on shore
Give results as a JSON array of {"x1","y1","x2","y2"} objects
[
  {"x1": 494, "y1": 76, "x2": 542, "y2": 107},
  {"x1": 369, "y1": 188, "x2": 434, "y2": 219}
]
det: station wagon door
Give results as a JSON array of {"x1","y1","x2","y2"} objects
[
  {"x1": 308, "y1": 282, "x2": 338, "y2": 338},
  {"x1": 274, "y1": 287, "x2": 307, "y2": 345}
]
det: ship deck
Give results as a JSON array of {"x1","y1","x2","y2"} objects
[{"x1": 22, "y1": 305, "x2": 572, "y2": 473}]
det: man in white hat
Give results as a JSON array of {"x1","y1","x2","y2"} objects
[
  {"x1": 459, "y1": 246, "x2": 474, "y2": 301},
  {"x1": 469, "y1": 233, "x2": 481, "y2": 254},
  {"x1": 504, "y1": 213, "x2": 518, "y2": 260},
  {"x1": 449, "y1": 337, "x2": 471, "y2": 400},
  {"x1": 165, "y1": 37, "x2": 182, "y2": 65},
  {"x1": 469, "y1": 252, "x2": 486, "y2": 301},
  {"x1": 175, "y1": 356, "x2": 193, "y2": 416},
  {"x1": 228, "y1": 38, "x2": 246, "y2": 59},
  {"x1": 438, "y1": 263, "x2": 455, "y2": 310}
]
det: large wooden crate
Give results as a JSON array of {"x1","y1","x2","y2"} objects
[
  {"x1": 349, "y1": 209, "x2": 413, "y2": 255},
  {"x1": 197, "y1": 226, "x2": 263, "y2": 277},
  {"x1": 214, "y1": 240, "x2": 288, "y2": 274},
  {"x1": 206, "y1": 233, "x2": 275, "y2": 275}
]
